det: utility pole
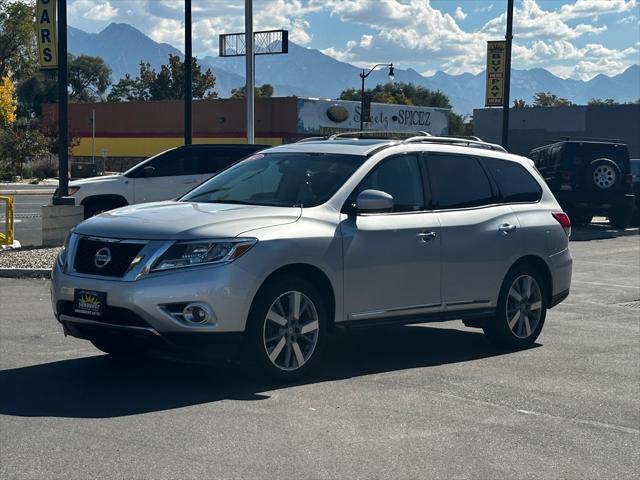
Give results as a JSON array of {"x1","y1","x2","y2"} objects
[
  {"x1": 245, "y1": 0, "x2": 255, "y2": 144},
  {"x1": 501, "y1": 0, "x2": 514, "y2": 149},
  {"x1": 53, "y1": 0, "x2": 72, "y2": 205},
  {"x1": 184, "y1": 0, "x2": 192, "y2": 145}
]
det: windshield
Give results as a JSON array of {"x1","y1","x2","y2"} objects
[{"x1": 181, "y1": 152, "x2": 367, "y2": 207}]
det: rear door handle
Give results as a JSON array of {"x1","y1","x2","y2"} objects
[
  {"x1": 416, "y1": 231, "x2": 437, "y2": 243},
  {"x1": 499, "y1": 223, "x2": 517, "y2": 234}
]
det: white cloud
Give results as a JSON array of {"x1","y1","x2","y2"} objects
[
  {"x1": 558, "y1": 0, "x2": 637, "y2": 20},
  {"x1": 617, "y1": 14, "x2": 639, "y2": 24},
  {"x1": 70, "y1": 0, "x2": 119, "y2": 23},
  {"x1": 474, "y1": 3, "x2": 494, "y2": 13},
  {"x1": 454, "y1": 7, "x2": 467, "y2": 21}
]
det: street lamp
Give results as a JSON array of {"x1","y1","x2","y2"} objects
[{"x1": 359, "y1": 63, "x2": 394, "y2": 131}]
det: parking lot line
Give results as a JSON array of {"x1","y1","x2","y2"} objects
[{"x1": 572, "y1": 280, "x2": 640, "y2": 289}]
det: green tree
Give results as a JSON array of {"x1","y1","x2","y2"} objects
[
  {"x1": 230, "y1": 83, "x2": 274, "y2": 98},
  {"x1": 513, "y1": 98, "x2": 528, "y2": 108},
  {"x1": 108, "y1": 54, "x2": 217, "y2": 101},
  {"x1": 16, "y1": 70, "x2": 57, "y2": 117},
  {"x1": 532, "y1": 91, "x2": 575, "y2": 107},
  {"x1": 0, "y1": 118, "x2": 49, "y2": 177},
  {"x1": 68, "y1": 54, "x2": 111, "y2": 102},
  {"x1": 0, "y1": 0, "x2": 38, "y2": 83},
  {"x1": 588, "y1": 98, "x2": 618, "y2": 106}
]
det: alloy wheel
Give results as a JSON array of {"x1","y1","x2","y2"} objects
[
  {"x1": 263, "y1": 290, "x2": 320, "y2": 371},
  {"x1": 506, "y1": 275, "x2": 543, "y2": 339},
  {"x1": 593, "y1": 164, "x2": 616, "y2": 189}
]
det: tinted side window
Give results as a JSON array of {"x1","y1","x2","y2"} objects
[
  {"x1": 141, "y1": 149, "x2": 199, "y2": 177},
  {"x1": 356, "y1": 155, "x2": 424, "y2": 212},
  {"x1": 483, "y1": 158, "x2": 542, "y2": 203},
  {"x1": 427, "y1": 154, "x2": 495, "y2": 209},
  {"x1": 197, "y1": 148, "x2": 256, "y2": 175}
]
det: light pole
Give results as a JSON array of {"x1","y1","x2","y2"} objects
[
  {"x1": 359, "y1": 63, "x2": 394, "y2": 131},
  {"x1": 501, "y1": 0, "x2": 514, "y2": 149}
]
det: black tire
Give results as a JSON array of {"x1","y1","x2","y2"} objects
[
  {"x1": 609, "y1": 204, "x2": 633, "y2": 229},
  {"x1": 83, "y1": 200, "x2": 120, "y2": 219},
  {"x1": 244, "y1": 275, "x2": 328, "y2": 381},
  {"x1": 585, "y1": 158, "x2": 621, "y2": 192},
  {"x1": 90, "y1": 337, "x2": 143, "y2": 357},
  {"x1": 567, "y1": 208, "x2": 593, "y2": 226},
  {"x1": 483, "y1": 263, "x2": 548, "y2": 349}
]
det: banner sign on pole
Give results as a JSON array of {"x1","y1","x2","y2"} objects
[
  {"x1": 485, "y1": 41, "x2": 506, "y2": 106},
  {"x1": 36, "y1": 0, "x2": 58, "y2": 69}
]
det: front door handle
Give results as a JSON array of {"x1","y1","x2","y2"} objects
[
  {"x1": 499, "y1": 223, "x2": 517, "y2": 234},
  {"x1": 416, "y1": 231, "x2": 437, "y2": 243}
]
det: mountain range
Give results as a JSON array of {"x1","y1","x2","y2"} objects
[{"x1": 68, "y1": 23, "x2": 640, "y2": 115}]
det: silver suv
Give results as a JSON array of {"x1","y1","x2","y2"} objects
[{"x1": 52, "y1": 136, "x2": 573, "y2": 380}]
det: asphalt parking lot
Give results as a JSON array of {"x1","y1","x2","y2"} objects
[{"x1": 1, "y1": 234, "x2": 638, "y2": 479}]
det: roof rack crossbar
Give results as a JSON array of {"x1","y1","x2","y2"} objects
[
  {"x1": 556, "y1": 136, "x2": 625, "y2": 143},
  {"x1": 401, "y1": 136, "x2": 507, "y2": 152},
  {"x1": 328, "y1": 130, "x2": 431, "y2": 140}
]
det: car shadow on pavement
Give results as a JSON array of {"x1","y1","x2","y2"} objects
[
  {"x1": 0, "y1": 324, "x2": 538, "y2": 419},
  {"x1": 571, "y1": 222, "x2": 639, "y2": 241}
]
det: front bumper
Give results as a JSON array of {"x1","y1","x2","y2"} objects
[{"x1": 51, "y1": 258, "x2": 259, "y2": 343}]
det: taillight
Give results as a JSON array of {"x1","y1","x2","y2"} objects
[{"x1": 552, "y1": 212, "x2": 571, "y2": 237}]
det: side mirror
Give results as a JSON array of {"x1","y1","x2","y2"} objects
[
  {"x1": 355, "y1": 189, "x2": 394, "y2": 213},
  {"x1": 143, "y1": 165, "x2": 156, "y2": 177}
]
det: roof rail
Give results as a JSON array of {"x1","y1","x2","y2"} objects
[
  {"x1": 328, "y1": 131, "x2": 431, "y2": 140},
  {"x1": 402, "y1": 136, "x2": 507, "y2": 152},
  {"x1": 556, "y1": 136, "x2": 626, "y2": 143}
]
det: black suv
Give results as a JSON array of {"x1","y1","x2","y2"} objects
[{"x1": 529, "y1": 139, "x2": 634, "y2": 227}]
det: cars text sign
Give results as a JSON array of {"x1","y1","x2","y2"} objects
[{"x1": 36, "y1": 0, "x2": 58, "y2": 69}]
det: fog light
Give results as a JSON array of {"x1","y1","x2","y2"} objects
[{"x1": 182, "y1": 303, "x2": 212, "y2": 324}]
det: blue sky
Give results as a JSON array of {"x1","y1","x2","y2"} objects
[{"x1": 67, "y1": 0, "x2": 640, "y2": 80}]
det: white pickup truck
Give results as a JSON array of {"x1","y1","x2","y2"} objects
[{"x1": 59, "y1": 144, "x2": 267, "y2": 218}]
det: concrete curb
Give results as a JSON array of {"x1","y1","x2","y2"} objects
[
  {"x1": 0, "y1": 268, "x2": 52, "y2": 279},
  {"x1": 0, "y1": 189, "x2": 55, "y2": 195}
]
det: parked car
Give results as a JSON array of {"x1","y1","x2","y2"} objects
[
  {"x1": 630, "y1": 158, "x2": 640, "y2": 225},
  {"x1": 529, "y1": 139, "x2": 634, "y2": 228},
  {"x1": 52, "y1": 136, "x2": 572, "y2": 380},
  {"x1": 57, "y1": 144, "x2": 268, "y2": 218}
]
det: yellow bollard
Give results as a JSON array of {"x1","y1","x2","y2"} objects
[{"x1": 0, "y1": 195, "x2": 15, "y2": 246}]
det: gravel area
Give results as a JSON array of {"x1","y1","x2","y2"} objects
[{"x1": 0, "y1": 247, "x2": 61, "y2": 269}]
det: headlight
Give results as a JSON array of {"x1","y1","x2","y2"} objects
[
  {"x1": 150, "y1": 238, "x2": 257, "y2": 272},
  {"x1": 57, "y1": 231, "x2": 73, "y2": 271}
]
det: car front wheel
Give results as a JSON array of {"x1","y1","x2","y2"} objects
[
  {"x1": 245, "y1": 276, "x2": 327, "y2": 381},
  {"x1": 484, "y1": 264, "x2": 547, "y2": 349}
]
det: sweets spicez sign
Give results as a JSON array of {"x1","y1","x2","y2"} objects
[
  {"x1": 297, "y1": 98, "x2": 449, "y2": 136},
  {"x1": 36, "y1": 0, "x2": 58, "y2": 69},
  {"x1": 485, "y1": 41, "x2": 506, "y2": 106}
]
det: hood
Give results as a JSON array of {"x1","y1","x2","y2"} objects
[
  {"x1": 70, "y1": 174, "x2": 122, "y2": 186},
  {"x1": 74, "y1": 201, "x2": 302, "y2": 240}
]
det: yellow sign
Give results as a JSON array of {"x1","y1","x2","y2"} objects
[
  {"x1": 36, "y1": 0, "x2": 58, "y2": 69},
  {"x1": 485, "y1": 41, "x2": 506, "y2": 106}
]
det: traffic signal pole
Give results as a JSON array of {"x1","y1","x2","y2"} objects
[
  {"x1": 184, "y1": 0, "x2": 192, "y2": 145},
  {"x1": 53, "y1": 0, "x2": 72, "y2": 204},
  {"x1": 245, "y1": 0, "x2": 255, "y2": 144},
  {"x1": 501, "y1": 0, "x2": 514, "y2": 150}
]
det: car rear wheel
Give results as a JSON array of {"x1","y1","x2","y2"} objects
[
  {"x1": 608, "y1": 204, "x2": 633, "y2": 229},
  {"x1": 245, "y1": 276, "x2": 327, "y2": 381},
  {"x1": 484, "y1": 264, "x2": 547, "y2": 349}
]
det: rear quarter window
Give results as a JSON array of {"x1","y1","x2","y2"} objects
[{"x1": 483, "y1": 157, "x2": 542, "y2": 203}]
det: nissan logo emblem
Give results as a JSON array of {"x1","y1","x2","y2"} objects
[{"x1": 94, "y1": 247, "x2": 112, "y2": 268}]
